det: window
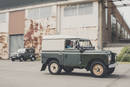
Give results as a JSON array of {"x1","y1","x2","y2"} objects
[
  {"x1": 64, "y1": 2, "x2": 93, "y2": 17},
  {"x1": 78, "y1": 3, "x2": 93, "y2": 15},
  {"x1": 27, "y1": 6, "x2": 52, "y2": 19},
  {"x1": 40, "y1": 7, "x2": 51, "y2": 18},
  {"x1": 28, "y1": 8, "x2": 39, "y2": 19},
  {"x1": 65, "y1": 40, "x2": 75, "y2": 49},
  {"x1": 79, "y1": 40, "x2": 92, "y2": 48},
  {"x1": 64, "y1": 5, "x2": 77, "y2": 16},
  {"x1": 0, "y1": 13, "x2": 6, "y2": 23}
]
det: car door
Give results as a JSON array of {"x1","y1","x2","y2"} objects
[{"x1": 63, "y1": 40, "x2": 81, "y2": 67}]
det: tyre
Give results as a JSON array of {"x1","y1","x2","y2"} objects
[
  {"x1": 19, "y1": 57, "x2": 24, "y2": 62},
  {"x1": 48, "y1": 60, "x2": 62, "y2": 75},
  {"x1": 31, "y1": 57, "x2": 36, "y2": 61},
  {"x1": 90, "y1": 61, "x2": 107, "y2": 77},
  {"x1": 63, "y1": 67, "x2": 73, "y2": 73},
  {"x1": 107, "y1": 68, "x2": 115, "y2": 75},
  {"x1": 11, "y1": 58, "x2": 15, "y2": 61}
]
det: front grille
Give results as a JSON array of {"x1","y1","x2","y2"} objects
[{"x1": 111, "y1": 53, "x2": 116, "y2": 64}]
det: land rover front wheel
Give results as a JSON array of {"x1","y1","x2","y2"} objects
[
  {"x1": 48, "y1": 60, "x2": 62, "y2": 75},
  {"x1": 90, "y1": 61, "x2": 107, "y2": 77}
]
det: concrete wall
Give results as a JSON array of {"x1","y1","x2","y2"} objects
[
  {"x1": 24, "y1": 6, "x2": 57, "y2": 56},
  {"x1": 0, "y1": 13, "x2": 9, "y2": 59},
  {"x1": 0, "y1": 32, "x2": 8, "y2": 59},
  {"x1": 0, "y1": 0, "x2": 101, "y2": 59},
  {"x1": 0, "y1": 13, "x2": 9, "y2": 32}
]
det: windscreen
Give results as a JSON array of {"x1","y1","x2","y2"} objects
[{"x1": 79, "y1": 40, "x2": 92, "y2": 48}]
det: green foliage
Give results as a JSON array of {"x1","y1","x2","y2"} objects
[{"x1": 117, "y1": 47, "x2": 130, "y2": 62}]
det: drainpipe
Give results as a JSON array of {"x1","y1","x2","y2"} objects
[
  {"x1": 56, "y1": 5, "x2": 61, "y2": 34},
  {"x1": 98, "y1": 0, "x2": 103, "y2": 50}
]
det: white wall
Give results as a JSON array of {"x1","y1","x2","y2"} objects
[
  {"x1": 0, "y1": 13, "x2": 9, "y2": 59},
  {"x1": 42, "y1": 40, "x2": 64, "y2": 51},
  {"x1": 60, "y1": 1, "x2": 99, "y2": 48},
  {"x1": 0, "y1": 13, "x2": 9, "y2": 32}
]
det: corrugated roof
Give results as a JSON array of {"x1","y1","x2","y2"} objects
[{"x1": 0, "y1": 0, "x2": 66, "y2": 10}]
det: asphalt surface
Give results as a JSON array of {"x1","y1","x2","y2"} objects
[{"x1": 0, "y1": 60, "x2": 130, "y2": 87}]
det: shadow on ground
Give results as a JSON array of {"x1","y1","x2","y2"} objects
[{"x1": 44, "y1": 72, "x2": 129, "y2": 79}]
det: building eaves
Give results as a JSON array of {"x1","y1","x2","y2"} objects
[{"x1": 0, "y1": 0, "x2": 66, "y2": 10}]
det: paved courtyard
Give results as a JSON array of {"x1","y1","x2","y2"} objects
[{"x1": 0, "y1": 60, "x2": 130, "y2": 87}]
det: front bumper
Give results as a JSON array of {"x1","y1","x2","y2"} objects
[{"x1": 108, "y1": 63, "x2": 117, "y2": 68}]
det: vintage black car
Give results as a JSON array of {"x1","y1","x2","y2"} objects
[
  {"x1": 10, "y1": 48, "x2": 36, "y2": 62},
  {"x1": 41, "y1": 35, "x2": 116, "y2": 77}
]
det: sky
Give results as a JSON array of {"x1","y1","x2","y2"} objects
[{"x1": 114, "y1": 0, "x2": 130, "y2": 27}]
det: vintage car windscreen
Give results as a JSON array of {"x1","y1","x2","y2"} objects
[{"x1": 79, "y1": 40, "x2": 92, "y2": 48}]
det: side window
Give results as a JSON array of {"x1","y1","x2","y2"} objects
[{"x1": 65, "y1": 40, "x2": 74, "y2": 49}]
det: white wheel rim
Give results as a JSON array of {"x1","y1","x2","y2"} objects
[
  {"x1": 21, "y1": 58, "x2": 23, "y2": 60},
  {"x1": 50, "y1": 63, "x2": 59, "y2": 73},
  {"x1": 32, "y1": 57, "x2": 34, "y2": 60},
  {"x1": 93, "y1": 64, "x2": 104, "y2": 76}
]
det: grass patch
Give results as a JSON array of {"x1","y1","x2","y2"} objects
[{"x1": 117, "y1": 46, "x2": 130, "y2": 62}]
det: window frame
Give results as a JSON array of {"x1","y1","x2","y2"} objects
[
  {"x1": 64, "y1": 2, "x2": 93, "y2": 17},
  {"x1": 26, "y1": 6, "x2": 52, "y2": 19}
]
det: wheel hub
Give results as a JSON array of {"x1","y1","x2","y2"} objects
[
  {"x1": 50, "y1": 63, "x2": 58, "y2": 73},
  {"x1": 93, "y1": 64, "x2": 104, "y2": 76}
]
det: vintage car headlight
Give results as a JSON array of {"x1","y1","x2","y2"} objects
[{"x1": 108, "y1": 55, "x2": 112, "y2": 64}]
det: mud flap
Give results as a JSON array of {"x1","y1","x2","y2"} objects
[{"x1": 41, "y1": 64, "x2": 47, "y2": 71}]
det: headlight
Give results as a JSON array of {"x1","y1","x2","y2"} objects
[{"x1": 108, "y1": 55, "x2": 112, "y2": 64}]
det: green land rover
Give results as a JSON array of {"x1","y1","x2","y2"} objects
[{"x1": 41, "y1": 35, "x2": 116, "y2": 77}]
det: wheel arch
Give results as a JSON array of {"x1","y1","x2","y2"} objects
[{"x1": 46, "y1": 58, "x2": 59, "y2": 65}]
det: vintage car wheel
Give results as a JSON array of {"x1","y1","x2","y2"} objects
[
  {"x1": 63, "y1": 67, "x2": 73, "y2": 73},
  {"x1": 107, "y1": 68, "x2": 115, "y2": 75},
  {"x1": 19, "y1": 57, "x2": 24, "y2": 62},
  {"x1": 48, "y1": 60, "x2": 62, "y2": 75},
  {"x1": 31, "y1": 57, "x2": 36, "y2": 61},
  {"x1": 90, "y1": 61, "x2": 107, "y2": 77}
]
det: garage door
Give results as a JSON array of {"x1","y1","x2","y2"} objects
[{"x1": 9, "y1": 35, "x2": 24, "y2": 57}]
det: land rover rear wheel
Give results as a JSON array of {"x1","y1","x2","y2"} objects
[
  {"x1": 90, "y1": 61, "x2": 107, "y2": 77},
  {"x1": 48, "y1": 60, "x2": 62, "y2": 75}
]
